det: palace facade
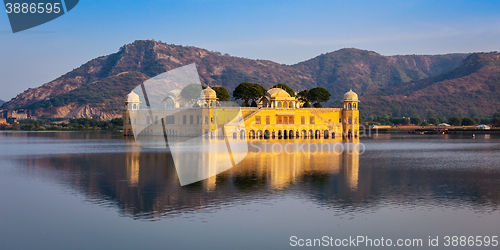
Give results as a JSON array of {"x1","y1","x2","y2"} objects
[{"x1": 124, "y1": 87, "x2": 359, "y2": 140}]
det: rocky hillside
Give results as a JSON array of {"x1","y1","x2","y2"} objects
[
  {"x1": 362, "y1": 52, "x2": 500, "y2": 117},
  {"x1": 3, "y1": 40, "x2": 475, "y2": 119},
  {"x1": 292, "y1": 48, "x2": 467, "y2": 101}
]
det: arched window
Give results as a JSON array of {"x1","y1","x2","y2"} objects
[
  {"x1": 289, "y1": 102, "x2": 294, "y2": 109},
  {"x1": 277, "y1": 102, "x2": 282, "y2": 109}
]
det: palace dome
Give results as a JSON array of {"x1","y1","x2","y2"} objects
[
  {"x1": 343, "y1": 89, "x2": 358, "y2": 101},
  {"x1": 126, "y1": 91, "x2": 141, "y2": 103},
  {"x1": 200, "y1": 86, "x2": 217, "y2": 100},
  {"x1": 266, "y1": 88, "x2": 291, "y2": 98}
]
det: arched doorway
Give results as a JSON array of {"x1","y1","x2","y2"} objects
[
  {"x1": 278, "y1": 130, "x2": 282, "y2": 139},
  {"x1": 283, "y1": 130, "x2": 288, "y2": 139},
  {"x1": 249, "y1": 130, "x2": 256, "y2": 139},
  {"x1": 315, "y1": 130, "x2": 321, "y2": 139},
  {"x1": 289, "y1": 130, "x2": 294, "y2": 139},
  {"x1": 240, "y1": 130, "x2": 246, "y2": 139},
  {"x1": 264, "y1": 130, "x2": 270, "y2": 139},
  {"x1": 324, "y1": 130, "x2": 329, "y2": 139},
  {"x1": 309, "y1": 130, "x2": 314, "y2": 138},
  {"x1": 257, "y1": 130, "x2": 263, "y2": 139}
]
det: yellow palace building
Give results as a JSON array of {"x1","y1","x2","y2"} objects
[{"x1": 124, "y1": 87, "x2": 359, "y2": 140}]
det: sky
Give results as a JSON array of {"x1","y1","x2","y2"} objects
[{"x1": 1, "y1": 0, "x2": 500, "y2": 101}]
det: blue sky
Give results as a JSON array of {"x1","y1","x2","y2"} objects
[{"x1": 1, "y1": 0, "x2": 500, "y2": 101}]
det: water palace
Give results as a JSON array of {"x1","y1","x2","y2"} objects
[{"x1": 123, "y1": 87, "x2": 360, "y2": 140}]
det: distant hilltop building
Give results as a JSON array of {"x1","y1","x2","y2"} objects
[
  {"x1": 0, "y1": 109, "x2": 33, "y2": 124},
  {"x1": 124, "y1": 87, "x2": 359, "y2": 140}
]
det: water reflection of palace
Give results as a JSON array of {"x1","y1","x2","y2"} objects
[{"x1": 20, "y1": 136, "x2": 500, "y2": 220}]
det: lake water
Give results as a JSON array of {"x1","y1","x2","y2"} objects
[{"x1": 0, "y1": 132, "x2": 499, "y2": 249}]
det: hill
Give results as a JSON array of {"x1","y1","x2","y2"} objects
[
  {"x1": 362, "y1": 52, "x2": 500, "y2": 118},
  {"x1": 3, "y1": 40, "x2": 474, "y2": 119}
]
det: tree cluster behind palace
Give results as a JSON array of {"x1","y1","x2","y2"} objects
[{"x1": 1, "y1": 82, "x2": 500, "y2": 131}]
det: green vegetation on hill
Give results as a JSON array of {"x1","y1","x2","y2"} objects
[
  {"x1": 363, "y1": 112, "x2": 500, "y2": 126},
  {"x1": 0, "y1": 118, "x2": 124, "y2": 131}
]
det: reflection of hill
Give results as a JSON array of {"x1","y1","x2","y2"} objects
[{"x1": 19, "y1": 139, "x2": 500, "y2": 220}]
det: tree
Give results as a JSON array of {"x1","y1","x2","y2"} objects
[
  {"x1": 492, "y1": 113, "x2": 500, "y2": 124},
  {"x1": 313, "y1": 103, "x2": 322, "y2": 108},
  {"x1": 307, "y1": 87, "x2": 331, "y2": 107},
  {"x1": 461, "y1": 117, "x2": 475, "y2": 126},
  {"x1": 181, "y1": 83, "x2": 203, "y2": 100},
  {"x1": 297, "y1": 89, "x2": 310, "y2": 106},
  {"x1": 448, "y1": 117, "x2": 462, "y2": 126},
  {"x1": 211, "y1": 86, "x2": 231, "y2": 101},
  {"x1": 110, "y1": 118, "x2": 123, "y2": 126},
  {"x1": 392, "y1": 117, "x2": 410, "y2": 125},
  {"x1": 272, "y1": 83, "x2": 295, "y2": 97},
  {"x1": 426, "y1": 110, "x2": 436, "y2": 120},
  {"x1": 468, "y1": 107, "x2": 479, "y2": 118},
  {"x1": 493, "y1": 117, "x2": 500, "y2": 125},
  {"x1": 410, "y1": 116, "x2": 422, "y2": 125},
  {"x1": 233, "y1": 82, "x2": 265, "y2": 106},
  {"x1": 428, "y1": 117, "x2": 439, "y2": 125}
]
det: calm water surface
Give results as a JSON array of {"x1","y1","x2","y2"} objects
[{"x1": 0, "y1": 132, "x2": 499, "y2": 249}]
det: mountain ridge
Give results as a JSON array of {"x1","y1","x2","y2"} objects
[{"x1": 5, "y1": 39, "x2": 493, "y2": 120}]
